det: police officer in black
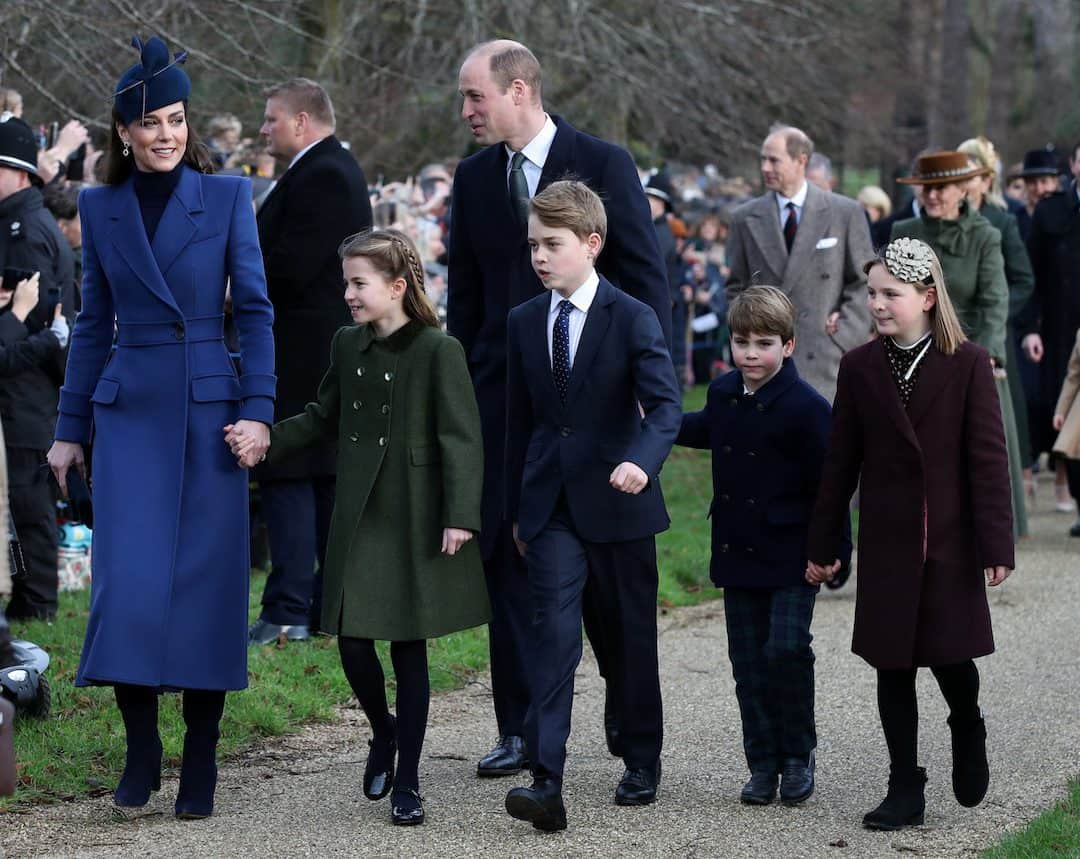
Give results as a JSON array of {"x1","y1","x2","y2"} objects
[{"x1": 0, "y1": 114, "x2": 75, "y2": 620}]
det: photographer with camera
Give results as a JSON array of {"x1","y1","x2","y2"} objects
[{"x1": 0, "y1": 114, "x2": 75, "y2": 621}]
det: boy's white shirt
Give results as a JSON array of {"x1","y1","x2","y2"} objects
[{"x1": 546, "y1": 270, "x2": 600, "y2": 369}]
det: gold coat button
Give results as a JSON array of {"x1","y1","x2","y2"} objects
[
  {"x1": 380, "y1": 404, "x2": 390, "y2": 415},
  {"x1": 353, "y1": 400, "x2": 362, "y2": 410},
  {"x1": 384, "y1": 371, "x2": 393, "y2": 382},
  {"x1": 357, "y1": 367, "x2": 365, "y2": 377},
  {"x1": 349, "y1": 432, "x2": 359, "y2": 443},
  {"x1": 378, "y1": 436, "x2": 387, "y2": 446}
]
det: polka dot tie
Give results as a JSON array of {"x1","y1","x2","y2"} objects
[{"x1": 553, "y1": 299, "x2": 573, "y2": 404}]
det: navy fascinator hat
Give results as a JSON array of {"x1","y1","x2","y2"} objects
[{"x1": 113, "y1": 36, "x2": 191, "y2": 124}]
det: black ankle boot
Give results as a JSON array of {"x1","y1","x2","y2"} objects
[
  {"x1": 949, "y1": 712, "x2": 989, "y2": 807},
  {"x1": 863, "y1": 767, "x2": 927, "y2": 830},
  {"x1": 113, "y1": 685, "x2": 162, "y2": 808},
  {"x1": 175, "y1": 691, "x2": 225, "y2": 820}
]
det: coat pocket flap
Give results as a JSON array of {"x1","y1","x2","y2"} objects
[
  {"x1": 191, "y1": 375, "x2": 242, "y2": 403},
  {"x1": 410, "y1": 444, "x2": 441, "y2": 466},
  {"x1": 90, "y1": 377, "x2": 120, "y2": 405},
  {"x1": 766, "y1": 500, "x2": 809, "y2": 525}
]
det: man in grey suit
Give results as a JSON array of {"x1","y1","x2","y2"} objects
[{"x1": 726, "y1": 126, "x2": 873, "y2": 402}]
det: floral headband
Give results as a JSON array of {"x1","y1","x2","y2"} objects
[{"x1": 883, "y1": 237, "x2": 935, "y2": 285}]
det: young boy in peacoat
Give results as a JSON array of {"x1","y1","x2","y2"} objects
[
  {"x1": 675, "y1": 285, "x2": 847, "y2": 807},
  {"x1": 503, "y1": 181, "x2": 681, "y2": 832}
]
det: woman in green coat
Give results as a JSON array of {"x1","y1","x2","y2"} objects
[
  {"x1": 891, "y1": 151, "x2": 1028, "y2": 538},
  {"x1": 230, "y1": 229, "x2": 488, "y2": 826}
]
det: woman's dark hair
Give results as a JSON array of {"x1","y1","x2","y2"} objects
[{"x1": 102, "y1": 104, "x2": 215, "y2": 185}]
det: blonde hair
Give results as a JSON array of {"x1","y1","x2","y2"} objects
[
  {"x1": 957, "y1": 136, "x2": 1006, "y2": 210},
  {"x1": 727, "y1": 285, "x2": 796, "y2": 342},
  {"x1": 339, "y1": 229, "x2": 440, "y2": 328},
  {"x1": 864, "y1": 246, "x2": 967, "y2": 354},
  {"x1": 264, "y1": 78, "x2": 335, "y2": 129},
  {"x1": 529, "y1": 180, "x2": 607, "y2": 245},
  {"x1": 857, "y1": 185, "x2": 892, "y2": 219}
]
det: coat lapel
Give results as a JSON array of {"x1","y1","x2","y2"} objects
[
  {"x1": 905, "y1": 344, "x2": 951, "y2": 430},
  {"x1": 782, "y1": 184, "x2": 830, "y2": 293},
  {"x1": 107, "y1": 178, "x2": 180, "y2": 314},
  {"x1": 868, "y1": 339, "x2": 921, "y2": 451},
  {"x1": 565, "y1": 278, "x2": 614, "y2": 406},
  {"x1": 537, "y1": 115, "x2": 575, "y2": 193},
  {"x1": 151, "y1": 166, "x2": 203, "y2": 277},
  {"x1": 745, "y1": 196, "x2": 786, "y2": 280}
]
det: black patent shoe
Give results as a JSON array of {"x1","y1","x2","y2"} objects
[
  {"x1": 779, "y1": 751, "x2": 815, "y2": 806},
  {"x1": 614, "y1": 760, "x2": 661, "y2": 806},
  {"x1": 364, "y1": 718, "x2": 397, "y2": 800},
  {"x1": 604, "y1": 687, "x2": 623, "y2": 758},
  {"x1": 248, "y1": 619, "x2": 310, "y2": 645},
  {"x1": 740, "y1": 770, "x2": 779, "y2": 805},
  {"x1": 390, "y1": 788, "x2": 424, "y2": 825},
  {"x1": 949, "y1": 714, "x2": 989, "y2": 807},
  {"x1": 863, "y1": 767, "x2": 927, "y2": 830},
  {"x1": 477, "y1": 735, "x2": 529, "y2": 777},
  {"x1": 505, "y1": 777, "x2": 567, "y2": 832}
]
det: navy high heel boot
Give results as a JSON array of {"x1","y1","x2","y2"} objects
[
  {"x1": 113, "y1": 684, "x2": 162, "y2": 808},
  {"x1": 175, "y1": 690, "x2": 225, "y2": 820}
]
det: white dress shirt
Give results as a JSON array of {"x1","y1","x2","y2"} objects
[
  {"x1": 775, "y1": 181, "x2": 809, "y2": 226},
  {"x1": 505, "y1": 114, "x2": 558, "y2": 198},
  {"x1": 547, "y1": 271, "x2": 599, "y2": 369}
]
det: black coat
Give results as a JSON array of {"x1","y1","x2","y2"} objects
[
  {"x1": 677, "y1": 360, "x2": 844, "y2": 589},
  {"x1": 447, "y1": 115, "x2": 671, "y2": 556},
  {"x1": 0, "y1": 185, "x2": 75, "y2": 449},
  {"x1": 255, "y1": 136, "x2": 372, "y2": 480},
  {"x1": 1027, "y1": 183, "x2": 1080, "y2": 416}
]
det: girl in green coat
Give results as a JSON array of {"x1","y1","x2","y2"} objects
[{"x1": 229, "y1": 229, "x2": 489, "y2": 826}]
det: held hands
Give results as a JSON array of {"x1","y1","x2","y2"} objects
[
  {"x1": 805, "y1": 559, "x2": 841, "y2": 584},
  {"x1": 825, "y1": 311, "x2": 840, "y2": 336},
  {"x1": 985, "y1": 566, "x2": 1011, "y2": 587},
  {"x1": 47, "y1": 441, "x2": 86, "y2": 497},
  {"x1": 441, "y1": 528, "x2": 474, "y2": 556},
  {"x1": 223, "y1": 421, "x2": 270, "y2": 468},
  {"x1": 610, "y1": 461, "x2": 649, "y2": 495}
]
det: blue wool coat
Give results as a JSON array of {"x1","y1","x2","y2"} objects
[
  {"x1": 54, "y1": 167, "x2": 275, "y2": 690},
  {"x1": 677, "y1": 359, "x2": 844, "y2": 589}
]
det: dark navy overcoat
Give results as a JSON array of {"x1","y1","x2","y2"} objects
[{"x1": 54, "y1": 167, "x2": 275, "y2": 690}]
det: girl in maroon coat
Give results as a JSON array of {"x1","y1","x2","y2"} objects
[{"x1": 806, "y1": 237, "x2": 1014, "y2": 831}]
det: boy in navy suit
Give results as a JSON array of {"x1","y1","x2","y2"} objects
[
  {"x1": 504, "y1": 181, "x2": 681, "y2": 831},
  {"x1": 676, "y1": 286, "x2": 847, "y2": 807}
]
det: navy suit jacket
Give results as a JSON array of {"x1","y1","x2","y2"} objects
[
  {"x1": 506, "y1": 276, "x2": 680, "y2": 544},
  {"x1": 677, "y1": 359, "x2": 847, "y2": 589},
  {"x1": 448, "y1": 115, "x2": 671, "y2": 556}
]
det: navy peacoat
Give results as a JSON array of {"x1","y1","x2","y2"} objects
[
  {"x1": 807, "y1": 340, "x2": 1014, "y2": 670},
  {"x1": 55, "y1": 167, "x2": 276, "y2": 690},
  {"x1": 677, "y1": 359, "x2": 841, "y2": 589}
]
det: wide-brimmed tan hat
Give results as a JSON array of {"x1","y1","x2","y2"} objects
[{"x1": 896, "y1": 151, "x2": 992, "y2": 186}]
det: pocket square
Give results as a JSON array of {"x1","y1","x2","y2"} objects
[{"x1": 815, "y1": 237, "x2": 839, "y2": 250}]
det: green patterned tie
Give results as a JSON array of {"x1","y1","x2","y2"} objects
[{"x1": 509, "y1": 151, "x2": 530, "y2": 223}]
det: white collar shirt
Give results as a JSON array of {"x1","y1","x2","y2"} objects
[
  {"x1": 505, "y1": 114, "x2": 557, "y2": 198},
  {"x1": 547, "y1": 271, "x2": 599, "y2": 368},
  {"x1": 288, "y1": 136, "x2": 328, "y2": 172},
  {"x1": 775, "y1": 181, "x2": 809, "y2": 225}
]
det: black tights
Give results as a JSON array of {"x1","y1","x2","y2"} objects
[
  {"x1": 338, "y1": 637, "x2": 429, "y2": 792},
  {"x1": 876, "y1": 660, "x2": 980, "y2": 774}
]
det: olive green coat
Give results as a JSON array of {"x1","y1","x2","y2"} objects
[
  {"x1": 892, "y1": 204, "x2": 1028, "y2": 538},
  {"x1": 268, "y1": 320, "x2": 490, "y2": 640}
]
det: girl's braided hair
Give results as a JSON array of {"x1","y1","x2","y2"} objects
[{"x1": 339, "y1": 228, "x2": 440, "y2": 328}]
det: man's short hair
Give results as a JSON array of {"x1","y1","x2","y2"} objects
[
  {"x1": 529, "y1": 180, "x2": 607, "y2": 245},
  {"x1": 727, "y1": 285, "x2": 796, "y2": 342},
  {"x1": 263, "y1": 78, "x2": 335, "y2": 129},
  {"x1": 808, "y1": 152, "x2": 832, "y2": 179},
  {"x1": 206, "y1": 114, "x2": 242, "y2": 139},
  {"x1": 767, "y1": 124, "x2": 815, "y2": 162},
  {"x1": 471, "y1": 41, "x2": 543, "y2": 101}
]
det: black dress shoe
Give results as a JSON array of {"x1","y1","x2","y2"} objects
[
  {"x1": 740, "y1": 770, "x2": 779, "y2": 805},
  {"x1": 390, "y1": 788, "x2": 424, "y2": 826},
  {"x1": 505, "y1": 778, "x2": 567, "y2": 832},
  {"x1": 779, "y1": 751, "x2": 815, "y2": 805},
  {"x1": 863, "y1": 767, "x2": 927, "y2": 830},
  {"x1": 614, "y1": 761, "x2": 661, "y2": 806},
  {"x1": 363, "y1": 718, "x2": 396, "y2": 800},
  {"x1": 604, "y1": 687, "x2": 623, "y2": 758},
  {"x1": 248, "y1": 619, "x2": 310, "y2": 645},
  {"x1": 948, "y1": 713, "x2": 989, "y2": 807},
  {"x1": 477, "y1": 735, "x2": 529, "y2": 777}
]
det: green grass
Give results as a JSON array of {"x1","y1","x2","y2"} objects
[
  {"x1": 2, "y1": 387, "x2": 717, "y2": 809},
  {"x1": 982, "y1": 777, "x2": 1080, "y2": 858}
]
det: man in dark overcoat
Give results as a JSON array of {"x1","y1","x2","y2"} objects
[
  {"x1": 449, "y1": 40, "x2": 671, "y2": 776},
  {"x1": 251, "y1": 78, "x2": 372, "y2": 643},
  {"x1": 1025, "y1": 142, "x2": 1080, "y2": 459}
]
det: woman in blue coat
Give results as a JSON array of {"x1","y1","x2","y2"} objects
[{"x1": 47, "y1": 37, "x2": 275, "y2": 820}]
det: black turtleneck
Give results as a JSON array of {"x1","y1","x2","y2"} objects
[{"x1": 132, "y1": 164, "x2": 183, "y2": 243}]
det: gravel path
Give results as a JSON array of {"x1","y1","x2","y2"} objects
[{"x1": 2, "y1": 490, "x2": 1078, "y2": 858}]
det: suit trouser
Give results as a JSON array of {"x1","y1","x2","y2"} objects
[
  {"x1": 1065, "y1": 457, "x2": 1080, "y2": 504},
  {"x1": 524, "y1": 506, "x2": 662, "y2": 781},
  {"x1": 258, "y1": 477, "x2": 335, "y2": 627},
  {"x1": 724, "y1": 584, "x2": 817, "y2": 774},
  {"x1": 4, "y1": 447, "x2": 58, "y2": 620}
]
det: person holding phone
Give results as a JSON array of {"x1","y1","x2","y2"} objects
[{"x1": 0, "y1": 114, "x2": 76, "y2": 622}]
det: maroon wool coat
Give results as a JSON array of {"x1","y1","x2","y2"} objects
[{"x1": 807, "y1": 338, "x2": 1014, "y2": 670}]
